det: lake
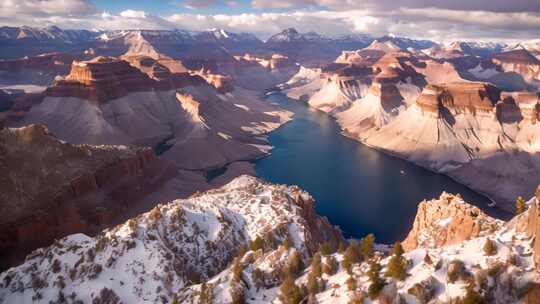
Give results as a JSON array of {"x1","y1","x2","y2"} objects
[{"x1": 254, "y1": 92, "x2": 510, "y2": 243}]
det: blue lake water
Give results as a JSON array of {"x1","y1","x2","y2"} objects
[{"x1": 254, "y1": 92, "x2": 510, "y2": 243}]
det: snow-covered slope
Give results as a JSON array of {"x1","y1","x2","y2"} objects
[
  {"x1": 0, "y1": 176, "x2": 341, "y2": 303},
  {"x1": 2, "y1": 177, "x2": 540, "y2": 304}
]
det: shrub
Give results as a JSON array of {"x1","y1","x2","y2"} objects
[
  {"x1": 307, "y1": 272, "x2": 321, "y2": 295},
  {"x1": 385, "y1": 242, "x2": 408, "y2": 281},
  {"x1": 319, "y1": 242, "x2": 334, "y2": 256},
  {"x1": 515, "y1": 196, "x2": 526, "y2": 215},
  {"x1": 252, "y1": 268, "x2": 265, "y2": 290},
  {"x1": 322, "y1": 256, "x2": 338, "y2": 275},
  {"x1": 447, "y1": 260, "x2": 466, "y2": 283},
  {"x1": 462, "y1": 285, "x2": 483, "y2": 304},
  {"x1": 346, "y1": 276, "x2": 357, "y2": 291},
  {"x1": 51, "y1": 259, "x2": 61, "y2": 273},
  {"x1": 279, "y1": 275, "x2": 304, "y2": 304},
  {"x1": 250, "y1": 236, "x2": 264, "y2": 252},
  {"x1": 199, "y1": 282, "x2": 214, "y2": 304},
  {"x1": 286, "y1": 251, "x2": 304, "y2": 277},
  {"x1": 483, "y1": 239, "x2": 497, "y2": 256},
  {"x1": 231, "y1": 257, "x2": 243, "y2": 282},
  {"x1": 367, "y1": 260, "x2": 385, "y2": 299},
  {"x1": 423, "y1": 253, "x2": 433, "y2": 265},
  {"x1": 361, "y1": 234, "x2": 375, "y2": 260},
  {"x1": 230, "y1": 282, "x2": 246, "y2": 304},
  {"x1": 310, "y1": 253, "x2": 322, "y2": 278}
]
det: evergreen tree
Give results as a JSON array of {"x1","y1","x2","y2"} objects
[
  {"x1": 319, "y1": 242, "x2": 334, "y2": 256},
  {"x1": 483, "y1": 238, "x2": 497, "y2": 256},
  {"x1": 516, "y1": 196, "x2": 526, "y2": 215},
  {"x1": 279, "y1": 275, "x2": 304, "y2": 304},
  {"x1": 171, "y1": 295, "x2": 179, "y2": 304},
  {"x1": 306, "y1": 272, "x2": 320, "y2": 295},
  {"x1": 344, "y1": 240, "x2": 362, "y2": 265},
  {"x1": 385, "y1": 242, "x2": 408, "y2": 280},
  {"x1": 346, "y1": 276, "x2": 357, "y2": 291},
  {"x1": 250, "y1": 236, "x2": 264, "y2": 251},
  {"x1": 230, "y1": 282, "x2": 246, "y2": 304},
  {"x1": 199, "y1": 282, "x2": 213, "y2": 304},
  {"x1": 310, "y1": 253, "x2": 322, "y2": 278},
  {"x1": 338, "y1": 241, "x2": 347, "y2": 253},
  {"x1": 322, "y1": 256, "x2": 338, "y2": 275},
  {"x1": 423, "y1": 252, "x2": 433, "y2": 265},
  {"x1": 231, "y1": 257, "x2": 243, "y2": 282},
  {"x1": 361, "y1": 234, "x2": 375, "y2": 260},
  {"x1": 251, "y1": 268, "x2": 264, "y2": 290},
  {"x1": 367, "y1": 260, "x2": 385, "y2": 300},
  {"x1": 462, "y1": 285, "x2": 483, "y2": 304},
  {"x1": 283, "y1": 235, "x2": 293, "y2": 250},
  {"x1": 286, "y1": 250, "x2": 304, "y2": 277}
]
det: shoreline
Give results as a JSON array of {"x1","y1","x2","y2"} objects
[{"x1": 277, "y1": 90, "x2": 513, "y2": 220}]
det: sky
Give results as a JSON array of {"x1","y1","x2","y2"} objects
[{"x1": 1, "y1": 0, "x2": 539, "y2": 43}]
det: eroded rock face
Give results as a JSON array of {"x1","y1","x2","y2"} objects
[
  {"x1": 46, "y1": 56, "x2": 157, "y2": 103},
  {"x1": 0, "y1": 124, "x2": 173, "y2": 270},
  {"x1": 492, "y1": 50, "x2": 540, "y2": 83},
  {"x1": 402, "y1": 192, "x2": 503, "y2": 251}
]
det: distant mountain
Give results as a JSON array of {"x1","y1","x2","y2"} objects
[{"x1": 264, "y1": 28, "x2": 375, "y2": 66}]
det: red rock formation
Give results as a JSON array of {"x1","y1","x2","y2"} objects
[
  {"x1": 0, "y1": 124, "x2": 175, "y2": 270},
  {"x1": 44, "y1": 56, "x2": 209, "y2": 103},
  {"x1": 0, "y1": 52, "x2": 74, "y2": 73},
  {"x1": 402, "y1": 192, "x2": 502, "y2": 251},
  {"x1": 416, "y1": 82, "x2": 502, "y2": 116}
]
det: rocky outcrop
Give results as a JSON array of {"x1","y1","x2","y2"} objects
[
  {"x1": 402, "y1": 192, "x2": 503, "y2": 251},
  {"x1": 45, "y1": 56, "x2": 157, "y2": 103},
  {"x1": 0, "y1": 124, "x2": 175, "y2": 270},
  {"x1": 0, "y1": 175, "x2": 342, "y2": 303}
]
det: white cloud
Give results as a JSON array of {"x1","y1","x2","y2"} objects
[
  {"x1": 0, "y1": 1, "x2": 538, "y2": 43},
  {"x1": 0, "y1": 0, "x2": 96, "y2": 16},
  {"x1": 120, "y1": 10, "x2": 147, "y2": 19}
]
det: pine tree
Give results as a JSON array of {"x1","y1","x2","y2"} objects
[
  {"x1": 385, "y1": 242, "x2": 408, "y2": 280},
  {"x1": 367, "y1": 260, "x2": 385, "y2": 300},
  {"x1": 462, "y1": 285, "x2": 483, "y2": 304},
  {"x1": 283, "y1": 235, "x2": 293, "y2": 250},
  {"x1": 322, "y1": 255, "x2": 338, "y2": 275},
  {"x1": 251, "y1": 268, "x2": 264, "y2": 290},
  {"x1": 423, "y1": 252, "x2": 433, "y2": 265},
  {"x1": 391, "y1": 242, "x2": 404, "y2": 256},
  {"x1": 338, "y1": 241, "x2": 347, "y2": 253},
  {"x1": 319, "y1": 242, "x2": 334, "y2": 256},
  {"x1": 279, "y1": 275, "x2": 304, "y2": 304},
  {"x1": 344, "y1": 240, "x2": 362, "y2": 264},
  {"x1": 199, "y1": 282, "x2": 213, "y2": 304},
  {"x1": 516, "y1": 196, "x2": 526, "y2": 215},
  {"x1": 346, "y1": 276, "x2": 357, "y2": 291},
  {"x1": 286, "y1": 250, "x2": 304, "y2": 277},
  {"x1": 171, "y1": 295, "x2": 179, "y2": 304},
  {"x1": 483, "y1": 238, "x2": 497, "y2": 256},
  {"x1": 307, "y1": 272, "x2": 320, "y2": 295},
  {"x1": 361, "y1": 234, "x2": 375, "y2": 260},
  {"x1": 310, "y1": 253, "x2": 322, "y2": 278},
  {"x1": 250, "y1": 236, "x2": 264, "y2": 251},
  {"x1": 231, "y1": 257, "x2": 243, "y2": 282}
]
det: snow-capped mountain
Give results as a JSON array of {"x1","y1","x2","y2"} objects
[{"x1": 1, "y1": 177, "x2": 539, "y2": 303}]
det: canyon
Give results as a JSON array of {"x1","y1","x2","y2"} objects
[{"x1": 1, "y1": 23, "x2": 540, "y2": 304}]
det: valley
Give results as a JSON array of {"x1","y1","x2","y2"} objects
[{"x1": 0, "y1": 12, "x2": 539, "y2": 303}]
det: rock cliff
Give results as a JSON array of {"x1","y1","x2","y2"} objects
[{"x1": 0, "y1": 124, "x2": 175, "y2": 270}]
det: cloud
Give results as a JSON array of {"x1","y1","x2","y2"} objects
[
  {"x1": 0, "y1": 0, "x2": 97, "y2": 16},
  {"x1": 182, "y1": 0, "x2": 219, "y2": 9},
  {"x1": 119, "y1": 10, "x2": 147, "y2": 19},
  {"x1": 251, "y1": 0, "x2": 540, "y2": 13},
  {"x1": 0, "y1": 0, "x2": 538, "y2": 43}
]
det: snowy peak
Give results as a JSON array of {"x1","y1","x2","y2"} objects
[
  {"x1": 266, "y1": 27, "x2": 305, "y2": 43},
  {"x1": 0, "y1": 175, "x2": 341, "y2": 303}
]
